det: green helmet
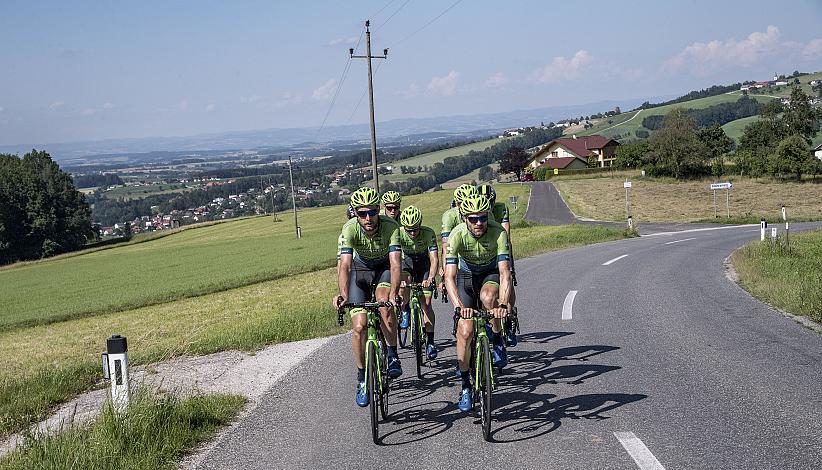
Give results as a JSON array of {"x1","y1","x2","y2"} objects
[
  {"x1": 381, "y1": 190, "x2": 401, "y2": 205},
  {"x1": 350, "y1": 186, "x2": 380, "y2": 208},
  {"x1": 459, "y1": 194, "x2": 491, "y2": 216},
  {"x1": 399, "y1": 205, "x2": 422, "y2": 228},
  {"x1": 478, "y1": 184, "x2": 496, "y2": 202},
  {"x1": 453, "y1": 184, "x2": 477, "y2": 205}
]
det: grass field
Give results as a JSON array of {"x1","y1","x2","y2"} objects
[
  {"x1": 440, "y1": 163, "x2": 501, "y2": 189},
  {"x1": 386, "y1": 137, "x2": 506, "y2": 173},
  {"x1": 721, "y1": 115, "x2": 761, "y2": 143},
  {"x1": 731, "y1": 229, "x2": 822, "y2": 323},
  {"x1": 553, "y1": 175, "x2": 822, "y2": 223},
  {"x1": 102, "y1": 183, "x2": 192, "y2": 200}
]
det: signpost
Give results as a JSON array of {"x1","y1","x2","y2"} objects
[
  {"x1": 624, "y1": 180, "x2": 632, "y2": 224},
  {"x1": 709, "y1": 182, "x2": 733, "y2": 218},
  {"x1": 509, "y1": 195, "x2": 519, "y2": 212}
]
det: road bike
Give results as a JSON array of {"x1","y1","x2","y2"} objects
[
  {"x1": 502, "y1": 306, "x2": 520, "y2": 347},
  {"x1": 338, "y1": 300, "x2": 393, "y2": 444},
  {"x1": 452, "y1": 307, "x2": 496, "y2": 441},
  {"x1": 399, "y1": 283, "x2": 430, "y2": 378}
]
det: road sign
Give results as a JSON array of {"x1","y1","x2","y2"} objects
[
  {"x1": 553, "y1": 168, "x2": 559, "y2": 175},
  {"x1": 509, "y1": 196, "x2": 518, "y2": 204},
  {"x1": 710, "y1": 182, "x2": 732, "y2": 190},
  {"x1": 623, "y1": 181, "x2": 632, "y2": 188}
]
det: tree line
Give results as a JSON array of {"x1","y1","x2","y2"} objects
[{"x1": 641, "y1": 96, "x2": 763, "y2": 130}]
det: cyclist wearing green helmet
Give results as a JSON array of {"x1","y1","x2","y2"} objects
[
  {"x1": 439, "y1": 184, "x2": 478, "y2": 284},
  {"x1": 397, "y1": 205, "x2": 439, "y2": 359},
  {"x1": 334, "y1": 186, "x2": 403, "y2": 406},
  {"x1": 478, "y1": 183, "x2": 517, "y2": 346},
  {"x1": 444, "y1": 194, "x2": 512, "y2": 412},
  {"x1": 381, "y1": 190, "x2": 402, "y2": 221}
]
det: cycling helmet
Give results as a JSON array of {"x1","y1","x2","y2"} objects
[
  {"x1": 459, "y1": 194, "x2": 491, "y2": 216},
  {"x1": 346, "y1": 204, "x2": 355, "y2": 219},
  {"x1": 381, "y1": 191, "x2": 401, "y2": 205},
  {"x1": 350, "y1": 186, "x2": 380, "y2": 208},
  {"x1": 453, "y1": 184, "x2": 477, "y2": 205},
  {"x1": 399, "y1": 205, "x2": 422, "y2": 228},
  {"x1": 478, "y1": 184, "x2": 496, "y2": 202}
]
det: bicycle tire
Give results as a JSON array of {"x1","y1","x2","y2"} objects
[
  {"x1": 479, "y1": 336, "x2": 493, "y2": 441},
  {"x1": 398, "y1": 325, "x2": 408, "y2": 349},
  {"x1": 412, "y1": 300, "x2": 423, "y2": 378},
  {"x1": 379, "y1": 341, "x2": 389, "y2": 420},
  {"x1": 368, "y1": 342, "x2": 380, "y2": 444}
]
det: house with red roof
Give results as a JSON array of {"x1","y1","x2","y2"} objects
[{"x1": 528, "y1": 134, "x2": 620, "y2": 169}]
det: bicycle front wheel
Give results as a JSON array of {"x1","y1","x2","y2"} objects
[
  {"x1": 478, "y1": 336, "x2": 493, "y2": 441},
  {"x1": 412, "y1": 302, "x2": 423, "y2": 378},
  {"x1": 368, "y1": 342, "x2": 380, "y2": 444}
]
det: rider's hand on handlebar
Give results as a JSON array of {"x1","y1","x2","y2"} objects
[
  {"x1": 491, "y1": 306, "x2": 508, "y2": 319},
  {"x1": 422, "y1": 277, "x2": 434, "y2": 289},
  {"x1": 333, "y1": 295, "x2": 346, "y2": 310},
  {"x1": 400, "y1": 280, "x2": 407, "y2": 288},
  {"x1": 458, "y1": 307, "x2": 476, "y2": 319}
]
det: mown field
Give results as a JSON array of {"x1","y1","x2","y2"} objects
[
  {"x1": 0, "y1": 184, "x2": 636, "y2": 438},
  {"x1": 102, "y1": 183, "x2": 192, "y2": 201},
  {"x1": 386, "y1": 137, "x2": 506, "y2": 173},
  {"x1": 731, "y1": 229, "x2": 822, "y2": 323},
  {"x1": 553, "y1": 174, "x2": 822, "y2": 223}
]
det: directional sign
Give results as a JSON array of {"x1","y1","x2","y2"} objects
[
  {"x1": 509, "y1": 196, "x2": 518, "y2": 204},
  {"x1": 623, "y1": 181, "x2": 632, "y2": 188},
  {"x1": 710, "y1": 182, "x2": 732, "y2": 190}
]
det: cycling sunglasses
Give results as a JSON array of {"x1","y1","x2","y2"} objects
[
  {"x1": 403, "y1": 227, "x2": 420, "y2": 234},
  {"x1": 356, "y1": 208, "x2": 379, "y2": 218},
  {"x1": 466, "y1": 215, "x2": 488, "y2": 224},
  {"x1": 384, "y1": 205, "x2": 400, "y2": 211}
]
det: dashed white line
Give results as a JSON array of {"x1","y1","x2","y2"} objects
[
  {"x1": 562, "y1": 290, "x2": 577, "y2": 320},
  {"x1": 644, "y1": 224, "x2": 757, "y2": 237},
  {"x1": 603, "y1": 254, "x2": 628, "y2": 266},
  {"x1": 614, "y1": 432, "x2": 666, "y2": 470},
  {"x1": 664, "y1": 237, "x2": 696, "y2": 245}
]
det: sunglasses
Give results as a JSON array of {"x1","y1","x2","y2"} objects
[
  {"x1": 466, "y1": 215, "x2": 488, "y2": 224},
  {"x1": 384, "y1": 205, "x2": 400, "y2": 211},
  {"x1": 356, "y1": 208, "x2": 379, "y2": 218},
  {"x1": 404, "y1": 227, "x2": 419, "y2": 234}
]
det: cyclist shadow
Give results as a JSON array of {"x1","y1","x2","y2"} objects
[
  {"x1": 378, "y1": 400, "x2": 463, "y2": 446},
  {"x1": 515, "y1": 331, "x2": 575, "y2": 344}
]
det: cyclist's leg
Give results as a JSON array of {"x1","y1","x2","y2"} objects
[
  {"x1": 418, "y1": 261, "x2": 435, "y2": 334},
  {"x1": 374, "y1": 265, "x2": 397, "y2": 348},
  {"x1": 478, "y1": 272, "x2": 501, "y2": 333},
  {"x1": 399, "y1": 256, "x2": 414, "y2": 328},
  {"x1": 455, "y1": 269, "x2": 477, "y2": 373},
  {"x1": 348, "y1": 261, "x2": 372, "y2": 383}
]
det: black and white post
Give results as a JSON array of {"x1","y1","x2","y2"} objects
[
  {"x1": 782, "y1": 205, "x2": 789, "y2": 249},
  {"x1": 760, "y1": 218, "x2": 767, "y2": 242},
  {"x1": 624, "y1": 180, "x2": 632, "y2": 227},
  {"x1": 102, "y1": 334, "x2": 129, "y2": 412}
]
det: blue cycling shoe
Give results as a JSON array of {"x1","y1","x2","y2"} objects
[
  {"x1": 492, "y1": 343, "x2": 508, "y2": 369},
  {"x1": 454, "y1": 365, "x2": 462, "y2": 378},
  {"x1": 387, "y1": 357, "x2": 403, "y2": 378},
  {"x1": 399, "y1": 309, "x2": 410, "y2": 329},
  {"x1": 355, "y1": 381, "x2": 368, "y2": 407},
  {"x1": 426, "y1": 343, "x2": 438, "y2": 360},
  {"x1": 458, "y1": 388, "x2": 473, "y2": 412}
]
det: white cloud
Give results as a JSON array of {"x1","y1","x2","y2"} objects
[
  {"x1": 102, "y1": 102, "x2": 114, "y2": 109},
  {"x1": 80, "y1": 108, "x2": 97, "y2": 116},
  {"x1": 274, "y1": 93, "x2": 303, "y2": 108},
  {"x1": 396, "y1": 83, "x2": 420, "y2": 98},
  {"x1": 802, "y1": 38, "x2": 822, "y2": 59},
  {"x1": 427, "y1": 71, "x2": 460, "y2": 96},
  {"x1": 663, "y1": 26, "x2": 782, "y2": 76},
  {"x1": 240, "y1": 95, "x2": 263, "y2": 104},
  {"x1": 179, "y1": 100, "x2": 189, "y2": 112},
  {"x1": 0, "y1": 106, "x2": 4, "y2": 113},
  {"x1": 327, "y1": 37, "x2": 358, "y2": 47},
  {"x1": 312, "y1": 79, "x2": 337, "y2": 101},
  {"x1": 49, "y1": 100, "x2": 65, "y2": 110},
  {"x1": 529, "y1": 50, "x2": 591, "y2": 84},
  {"x1": 484, "y1": 72, "x2": 509, "y2": 88},
  {"x1": 205, "y1": 103, "x2": 216, "y2": 112}
]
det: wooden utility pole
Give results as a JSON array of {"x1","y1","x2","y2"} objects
[
  {"x1": 288, "y1": 155, "x2": 300, "y2": 238},
  {"x1": 350, "y1": 20, "x2": 388, "y2": 192}
]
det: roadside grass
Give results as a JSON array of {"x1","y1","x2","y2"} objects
[
  {"x1": 0, "y1": 185, "x2": 527, "y2": 332},
  {"x1": 386, "y1": 137, "x2": 506, "y2": 173},
  {"x1": 1, "y1": 391, "x2": 245, "y2": 470},
  {"x1": 730, "y1": 229, "x2": 822, "y2": 323},
  {"x1": 553, "y1": 176, "x2": 822, "y2": 223}
]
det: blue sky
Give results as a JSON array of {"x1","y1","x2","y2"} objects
[{"x1": 1, "y1": 0, "x2": 821, "y2": 146}]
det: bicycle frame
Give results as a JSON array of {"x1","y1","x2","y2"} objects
[{"x1": 472, "y1": 315, "x2": 496, "y2": 394}]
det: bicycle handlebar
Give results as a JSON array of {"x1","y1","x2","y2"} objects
[
  {"x1": 336, "y1": 301, "x2": 394, "y2": 326},
  {"x1": 451, "y1": 307, "x2": 494, "y2": 336}
]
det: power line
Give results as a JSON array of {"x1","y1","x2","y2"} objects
[
  {"x1": 393, "y1": 0, "x2": 462, "y2": 47},
  {"x1": 375, "y1": 0, "x2": 411, "y2": 31},
  {"x1": 345, "y1": 60, "x2": 384, "y2": 125},
  {"x1": 370, "y1": 0, "x2": 398, "y2": 20},
  {"x1": 315, "y1": 28, "x2": 365, "y2": 140}
]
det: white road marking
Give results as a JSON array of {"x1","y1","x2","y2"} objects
[
  {"x1": 614, "y1": 432, "x2": 666, "y2": 470},
  {"x1": 603, "y1": 254, "x2": 628, "y2": 266},
  {"x1": 644, "y1": 224, "x2": 757, "y2": 237},
  {"x1": 664, "y1": 237, "x2": 696, "y2": 245},
  {"x1": 562, "y1": 290, "x2": 577, "y2": 320}
]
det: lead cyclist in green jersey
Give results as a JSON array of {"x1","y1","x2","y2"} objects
[
  {"x1": 334, "y1": 187, "x2": 403, "y2": 407},
  {"x1": 397, "y1": 205, "x2": 439, "y2": 359},
  {"x1": 439, "y1": 184, "x2": 478, "y2": 293},
  {"x1": 444, "y1": 194, "x2": 512, "y2": 412}
]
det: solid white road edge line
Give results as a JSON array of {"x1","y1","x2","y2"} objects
[
  {"x1": 614, "y1": 432, "x2": 666, "y2": 470},
  {"x1": 562, "y1": 290, "x2": 577, "y2": 320},
  {"x1": 664, "y1": 237, "x2": 697, "y2": 245},
  {"x1": 644, "y1": 224, "x2": 757, "y2": 237},
  {"x1": 603, "y1": 254, "x2": 628, "y2": 266}
]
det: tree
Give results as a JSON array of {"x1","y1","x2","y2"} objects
[
  {"x1": 478, "y1": 165, "x2": 496, "y2": 182},
  {"x1": 782, "y1": 86, "x2": 822, "y2": 143},
  {"x1": 613, "y1": 141, "x2": 649, "y2": 169},
  {"x1": 0, "y1": 150, "x2": 95, "y2": 264},
  {"x1": 123, "y1": 221, "x2": 133, "y2": 240},
  {"x1": 697, "y1": 124, "x2": 734, "y2": 158},
  {"x1": 770, "y1": 135, "x2": 813, "y2": 180},
  {"x1": 647, "y1": 108, "x2": 709, "y2": 178},
  {"x1": 734, "y1": 148, "x2": 767, "y2": 177},
  {"x1": 498, "y1": 146, "x2": 531, "y2": 181}
]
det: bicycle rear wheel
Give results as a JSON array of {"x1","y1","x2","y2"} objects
[
  {"x1": 411, "y1": 301, "x2": 423, "y2": 378},
  {"x1": 478, "y1": 336, "x2": 493, "y2": 441},
  {"x1": 368, "y1": 342, "x2": 380, "y2": 444}
]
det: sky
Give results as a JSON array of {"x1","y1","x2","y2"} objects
[{"x1": 1, "y1": 0, "x2": 821, "y2": 146}]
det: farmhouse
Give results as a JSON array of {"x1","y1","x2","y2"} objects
[
  {"x1": 528, "y1": 135, "x2": 620, "y2": 169},
  {"x1": 814, "y1": 143, "x2": 822, "y2": 161}
]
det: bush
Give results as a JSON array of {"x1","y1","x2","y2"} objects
[{"x1": 634, "y1": 129, "x2": 650, "y2": 139}]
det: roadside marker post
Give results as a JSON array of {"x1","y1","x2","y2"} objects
[
  {"x1": 782, "y1": 205, "x2": 789, "y2": 249},
  {"x1": 709, "y1": 182, "x2": 732, "y2": 218},
  {"x1": 770, "y1": 227, "x2": 778, "y2": 248},
  {"x1": 102, "y1": 334, "x2": 130, "y2": 412},
  {"x1": 760, "y1": 219, "x2": 767, "y2": 242},
  {"x1": 624, "y1": 180, "x2": 632, "y2": 226}
]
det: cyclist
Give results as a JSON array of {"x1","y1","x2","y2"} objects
[
  {"x1": 478, "y1": 184, "x2": 518, "y2": 346},
  {"x1": 444, "y1": 194, "x2": 512, "y2": 412},
  {"x1": 397, "y1": 205, "x2": 439, "y2": 359},
  {"x1": 334, "y1": 186, "x2": 403, "y2": 407},
  {"x1": 439, "y1": 184, "x2": 478, "y2": 288},
  {"x1": 381, "y1": 191, "x2": 402, "y2": 221},
  {"x1": 346, "y1": 204, "x2": 356, "y2": 220}
]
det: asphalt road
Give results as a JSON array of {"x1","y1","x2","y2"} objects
[{"x1": 525, "y1": 181, "x2": 576, "y2": 225}]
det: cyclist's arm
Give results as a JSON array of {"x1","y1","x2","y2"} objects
[
  {"x1": 444, "y1": 263, "x2": 461, "y2": 309},
  {"x1": 428, "y1": 250, "x2": 439, "y2": 284},
  {"x1": 338, "y1": 253, "x2": 352, "y2": 302},
  {"x1": 389, "y1": 250, "x2": 401, "y2": 300},
  {"x1": 497, "y1": 259, "x2": 512, "y2": 306}
]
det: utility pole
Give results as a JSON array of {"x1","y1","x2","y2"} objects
[
  {"x1": 350, "y1": 20, "x2": 388, "y2": 192},
  {"x1": 288, "y1": 155, "x2": 300, "y2": 238}
]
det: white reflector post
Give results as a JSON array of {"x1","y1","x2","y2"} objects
[{"x1": 106, "y1": 334, "x2": 129, "y2": 412}]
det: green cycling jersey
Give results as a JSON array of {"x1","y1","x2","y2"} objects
[
  {"x1": 489, "y1": 202, "x2": 509, "y2": 224},
  {"x1": 338, "y1": 215, "x2": 401, "y2": 265},
  {"x1": 398, "y1": 225, "x2": 438, "y2": 257},
  {"x1": 440, "y1": 207, "x2": 461, "y2": 238},
  {"x1": 445, "y1": 220, "x2": 510, "y2": 273}
]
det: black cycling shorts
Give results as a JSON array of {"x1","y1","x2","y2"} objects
[
  {"x1": 401, "y1": 254, "x2": 432, "y2": 283},
  {"x1": 455, "y1": 268, "x2": 500, "y2": 309},
  {"x1": 347, "y1": 256, "x2": 391, "y2": 306}
]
